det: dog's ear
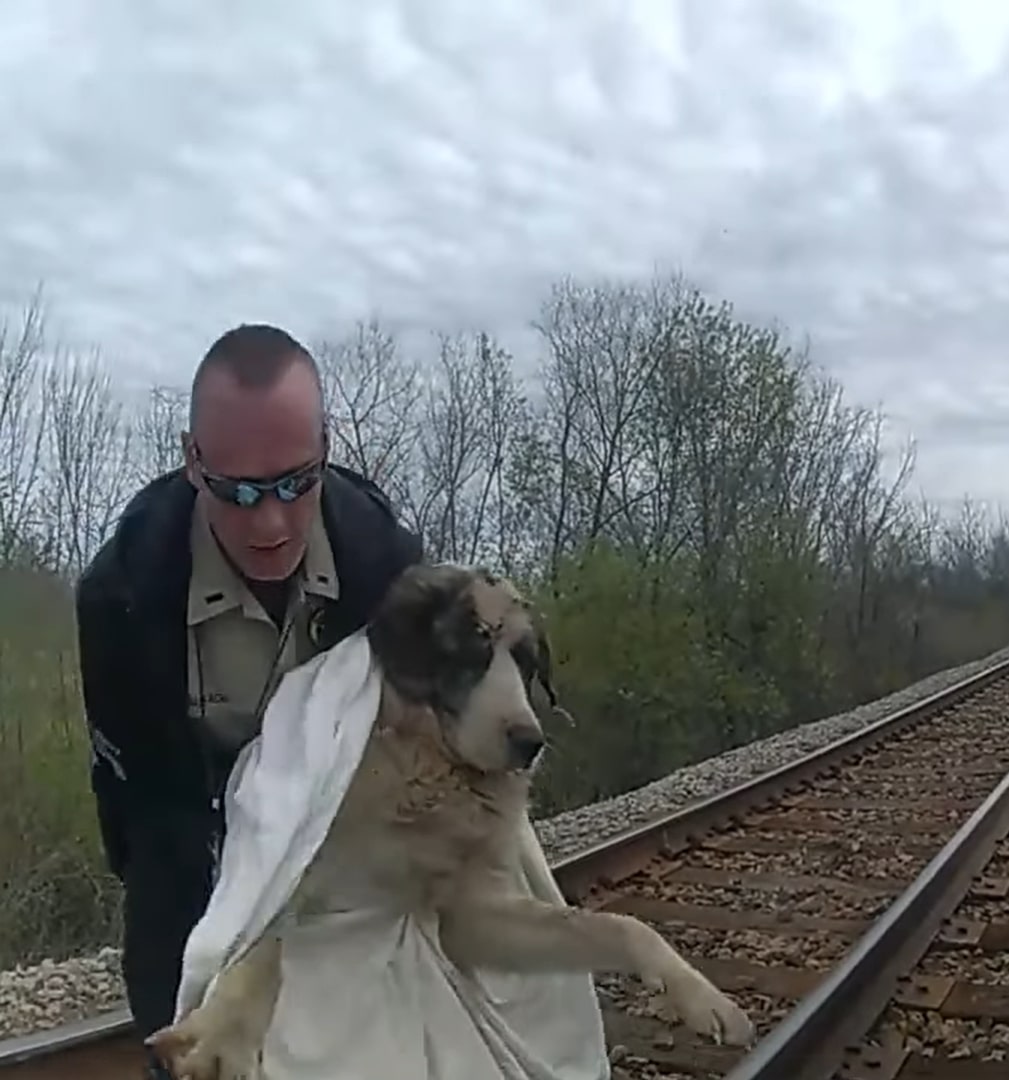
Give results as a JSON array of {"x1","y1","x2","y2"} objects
[
  {"x1": 474, "y1": 565, "x2": 499, "y2": 585},
  {"x1": 530, "y1": 617, "x2": 576, "y2": 727},
  {"x1": 371, "y1": 564, "x2": 468, "y2": 638},
  {"x1": 367, "y1": 565, "x2": 460, "y2": 685},
  {"x1": 367, "y1": 563, "x2": 491, "y2": 705}
]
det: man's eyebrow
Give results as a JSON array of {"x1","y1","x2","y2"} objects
[
  {"x1": 212, "y1": 456, "x2": 322, "y2": 484},
  {"x1": 262, "y1": 457, "x2": 321, "y2": 482}
]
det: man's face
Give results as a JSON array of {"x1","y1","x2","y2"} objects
[{"x1": 183, "y1": 361, "x2": 326, "y2": 582}]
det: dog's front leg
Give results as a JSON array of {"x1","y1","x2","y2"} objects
[
  {"x1": 516, "y1": 812, "x2": 566, "y2": 906},
  {"x1": 439, "y1": 896, "x2": 754, "y2": 1047},
  {"x1": 146, "y1": 934, "x2": 282, "y2": 1080}
]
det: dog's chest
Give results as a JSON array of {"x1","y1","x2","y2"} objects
[
  {"x1": 295, "y1": 729, "x2": 522, "y2": 911},
  {"x1": 383, "y1": 735, "x2": 511, "y2": 863}
]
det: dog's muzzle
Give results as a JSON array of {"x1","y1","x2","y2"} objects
[{"x1": 507, "y1": 728, "x2": 545, "y2": 771}]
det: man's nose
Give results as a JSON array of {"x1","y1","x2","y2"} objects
[{"x1": 248, "y1": 495, "x2": 289, "y2": 537}]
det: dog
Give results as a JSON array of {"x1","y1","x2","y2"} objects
[{"x1": 148, "y1": 563, "x2": 755, "y2": 1079}]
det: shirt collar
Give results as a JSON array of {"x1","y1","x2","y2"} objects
[{"x1": 187, "y1": 498, "x2": 339, "y2": 626}]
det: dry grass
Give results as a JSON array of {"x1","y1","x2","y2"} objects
[{"x1": 0, "y1": 566, "x2": 121, "y2": 968}]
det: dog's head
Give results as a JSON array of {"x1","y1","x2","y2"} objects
[{"x1": 366, "y1": 563, "x2": 565, "y2": 774}]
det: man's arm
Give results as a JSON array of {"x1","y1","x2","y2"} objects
[
  {"x1": 75, "y1": 563, "x2": 132, "y2": 880},
  {"x1": 76, "y1": 557, "x2": 219, "y2": 1040}
]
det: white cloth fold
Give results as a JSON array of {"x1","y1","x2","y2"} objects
[{"x1": 175, "y1": 630, "x2": 611, "y2": 1080}]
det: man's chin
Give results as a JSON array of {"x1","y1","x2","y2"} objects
[{"x1": 240, "y1": 542, "x2": 303, "y2": 582}]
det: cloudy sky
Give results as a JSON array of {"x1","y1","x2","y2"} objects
[{"x1": 2, "y1": 0, "x2": 1009, "y2": 507}]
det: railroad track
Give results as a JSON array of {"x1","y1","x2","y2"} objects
[{"x1": 4, "y1": 658, "x2": 1009, "y2": 1079}]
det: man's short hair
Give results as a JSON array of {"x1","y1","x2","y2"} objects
[{"x1": 189, "y1": 324, "x2": 323, "y2": 430}]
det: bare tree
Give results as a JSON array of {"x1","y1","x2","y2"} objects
[
  {"x1": 41, "y1": 352, "x2": 134, "y2": 576},
  {"x1": 400, "y1": 334, "x2": 493, "y2": 560},
  {"x1": 825, "y1": 413, "x2": 915, "y2": 657},
  {"x1": 315, "y1": 321, "x2": 419, "y2": 491},
  {"x1": 388, "y1": 332, "x2": 527, "y2": 565},
  {"x1": 531, "y1": 276, "x2": 700, "y2": 575},
  {"x1": 0, "y1": 298, "x2": 48, "y2": 564},
  {"x1": 133, "y1": 384, "x2": 188, "y2": 482}
]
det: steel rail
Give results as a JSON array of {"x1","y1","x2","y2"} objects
[
  {"x1": 551, "y1": 654, "x2": 1009, "y2": 901},
  {"x1": 722, "y1": 761, "x2": 1009, "y2": 1080},
  {"x1": 0, "y1": 1011, "x2": 133, "y2": 1069},
  {"x1": 3, "y1": 653, "x2": 1009, "y2": 1072}
]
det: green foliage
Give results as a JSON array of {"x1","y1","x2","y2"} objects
[
  {"x1": 6, "y1": 274, "x2": 1009, "y2": 967},
  {"x1": 530, "y1": 544, "x2": 794, "y2": 815}
]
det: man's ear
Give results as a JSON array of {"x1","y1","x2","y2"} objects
[{"x1": 181, "y1": 431, "x2": 199, "y2": 487}]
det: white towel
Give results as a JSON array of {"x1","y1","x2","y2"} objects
[{"x1": 175, "y1": 630, "x2": 611, "y2": 1080}]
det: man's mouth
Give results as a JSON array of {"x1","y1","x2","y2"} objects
[{"x1": 250, "y1": 539, "x2": 289, "y2": 553}]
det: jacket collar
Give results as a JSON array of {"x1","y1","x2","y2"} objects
[
  {"x1": 108, "y1": 467, "x2": 351, "y2": 618},
  {"x1": 186, "y1": 496, "x2": 340, "y2": 626}
]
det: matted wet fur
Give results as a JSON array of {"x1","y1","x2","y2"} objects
[{"x1": 149, "y1": 563, "x2": 754, "y2": 1080}]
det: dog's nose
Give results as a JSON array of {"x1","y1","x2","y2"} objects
[{"x1": 507, "y1": 727, "x2": 545, "y2": 769}]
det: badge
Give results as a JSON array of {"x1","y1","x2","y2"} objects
[{"x1": 308, "y1": 605, "x2": 328, "y2": 649}]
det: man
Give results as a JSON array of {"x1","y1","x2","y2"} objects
[{"x1": 75, "y1": 325, "x2": 422, "y2": 1076}]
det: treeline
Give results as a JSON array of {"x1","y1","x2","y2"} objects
[{"x1": 2, "y1": 274, "x2": 1009, "y2": 964}]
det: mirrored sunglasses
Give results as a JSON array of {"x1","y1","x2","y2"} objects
[{"x1": 198, "y1": 458, "x2": 325, "y2": 508}]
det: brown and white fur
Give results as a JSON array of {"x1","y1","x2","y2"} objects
[{"x1": 148, "y1": 564, "x2": 754, "y2": 1079}]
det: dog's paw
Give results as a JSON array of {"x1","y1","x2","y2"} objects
[
  {"x1": 146, "y1": 1009, "x2": 264, "y2": 1080},
  {"x1": 660, "y1": 972, "x2": 755, "y2": 1047}
]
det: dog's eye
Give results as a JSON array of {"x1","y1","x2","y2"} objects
[
  {"x1": 445, "y1": 618, "x2": 495, "y2": 673},
  {"x1": 510, "y1": 638, "x2": 537, "y2": 683},
  {"x1": 476, "y1": 620, "x2": 503, "y2": 641}
]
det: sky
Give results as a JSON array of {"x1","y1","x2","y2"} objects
[{"x1": 2, "y1": 0, "x2": 1009, "y2": 508}]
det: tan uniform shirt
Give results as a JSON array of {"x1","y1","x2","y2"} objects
[{"x1": 186, "y1": 498, "x2": 339, "y2": 751}]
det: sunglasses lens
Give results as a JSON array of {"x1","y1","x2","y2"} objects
[
  {"x1": 233, "y1": 482, "x2": 263, "y2": 508},
  {"x1": 202, "y1": 462, "x2": 321, "y2": 507},
  {"x1": 207, "y1": 476, "x2": 262, "y2": 507},
  {"x1": 277, "y1": 467, "x2": 321, "y2": 502},
  {"x1": 204, "y1": 476, "x2": 237, "y2": 504}
]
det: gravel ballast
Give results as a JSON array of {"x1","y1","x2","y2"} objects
[{"x1": 3, "y1": 644, "x2": 1009, "y2": 1041}]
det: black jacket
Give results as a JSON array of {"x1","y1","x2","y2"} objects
[{"x1": 75, "y1": 465, "x2": 422, "y2": 1038}]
